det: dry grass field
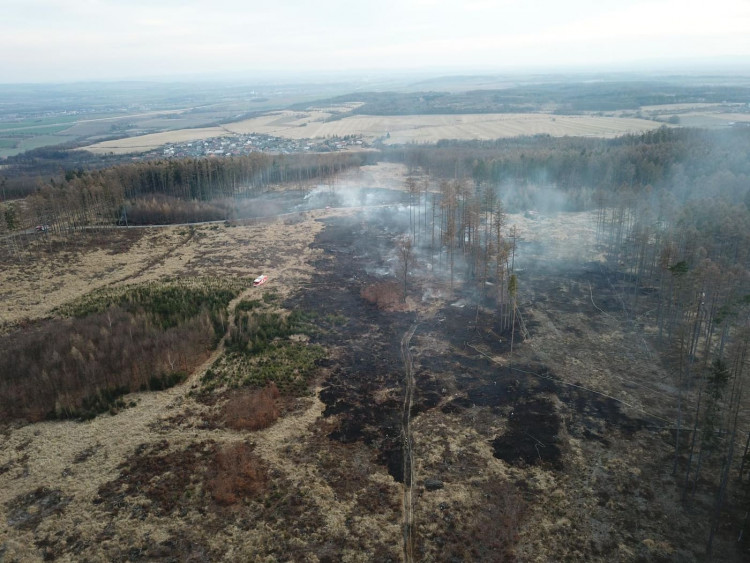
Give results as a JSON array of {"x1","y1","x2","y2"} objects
[
  {"x1": 677, "y1": 112, "x2": 750, "y2": 128},
  {"x1": 83, "y1": 126, "x2": 233, "y2": 154},
  {"x1": 0, "y1": 162, "x2": 409, "y2": 330},
  {"x1": 0, "y1": 213, "x2": 334, "y2": 329},
  {"x1": 635, "y1": 102, "x2": 750, "y2": 128},
  {"x1": 84, "y1": 109, "x2": 664, "y2": 154},
  {"x1": 0, "y1": 209, "x2": 373, "y2": 561}
]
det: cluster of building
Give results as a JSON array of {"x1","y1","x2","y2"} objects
[{"x1": 153, "y1": 133, "x2": 367, "y2": 159}]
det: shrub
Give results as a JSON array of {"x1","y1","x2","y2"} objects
[
  {"x1": 235, "y1": 299, "x2": 263, "y2": 312},
  {"x1": 262, "y1": 291, "x2": 279, "y2": 304},
  {"x1": 223, "y1": 383, "x2": 280, "y2": 431},
  {"x1": 56, "y1": 277, "x2": 247, "y2": 338},
  {"x1": 227, "y1": 306, "x2": 317, "y2": 354},
  {"x1": 361, "y1": 282, "x2": 402, "y2": 309},
  {"x1": 147, "y1": 371, "x2": 187, "y2": 391},
  {"x1": 207, "y1": 442, "x2": 267, "y2": 506}
]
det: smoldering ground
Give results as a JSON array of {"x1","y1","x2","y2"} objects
[{"x1": 274, "y1": 178, "x2": 697, "y2": 560}]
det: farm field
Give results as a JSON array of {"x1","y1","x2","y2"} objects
[
  {"x1": 0, "y1": 81, "x2": 367, "y2": 158},
  {"x1": 4, "y1": 78, "x2": 750, "y2": 160},
  {"x1": 85, "y1": 110, "x2": 665, "y2": 154},
  {"x1": 0, "y1": 110, "x2": 187, "y2": 158}
]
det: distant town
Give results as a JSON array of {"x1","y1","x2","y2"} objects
[{"x1": 147, "y1": 132, "x2": 369, "y2": 160}]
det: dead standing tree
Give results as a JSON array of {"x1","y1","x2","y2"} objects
[
  {"x1": 397, "y1": 235, "x2": 414, "y2": 303},
  {"x1": 509, "y1": 274, "x2": 518, "y2": 370},
  {"x1": 440, "y1": 181, "x2": 458, "y2": 292},
  {"x1": 405, "y1": 175, "x2": 419, "y2": 242}
]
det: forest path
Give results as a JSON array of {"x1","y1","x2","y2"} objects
[{"x1": 401, "y1": 320, "x2": 419, "y2": 563}]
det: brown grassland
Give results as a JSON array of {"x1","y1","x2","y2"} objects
[{"x1": 0, "y1": 208, "x2": 364, "y2": 560}]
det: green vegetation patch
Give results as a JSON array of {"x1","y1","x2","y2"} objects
[
  {"x1": 308, "y1": 82, "x2": 750, "y2": 115},
  {"x1": 205, "y1": 343, "x2": 325, "y2": 396},
  {"x1": 0, "y1": 124, "x2": 71, "y2": 135},
  {"x1": 0, "y1": 114, "x2": 85, "y2": 132},
  {"x1": 226, "y1": 306, "x2": 318, "y2": 354},
  {"x1": 57, "y1": 276, "x2": 248, "y2": 336},
  {"x1": 201, "y1": 298, "x2": 326, "y2": 396}
]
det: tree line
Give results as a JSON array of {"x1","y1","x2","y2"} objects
[
  {"x1": 380, "y1": 127, "x2": 750, "y2": 210},
  {"x1": 1, "y1": 152, "x2": 361, "y2": 238},
  {"x1": 397, "y1": 175, "x2": 517, "y2": 332},
  {"x1": 301, "y1": 83, "x2": 750, "y2": 115},
  {"x1": 594, "y1": 177, "x2": 750, "y2": 557}
]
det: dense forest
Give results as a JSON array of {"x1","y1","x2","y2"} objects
[
  {"x1": 379, "y1": 127, "x2": 750, "y2": 207},
  {"x1": 0, "y1": 151, "x2": 362, "y2": 237},
  {"x1": 0, "y1": 278, "x2": 247, "y2": 421}
]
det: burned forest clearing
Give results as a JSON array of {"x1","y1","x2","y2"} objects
[{"x1": 1, "y1": 154, "x2": 750, "y2": 563}]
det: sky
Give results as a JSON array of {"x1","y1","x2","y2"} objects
[{"x1": 1, "y1": 0, "x2": 749, "y2": 83}]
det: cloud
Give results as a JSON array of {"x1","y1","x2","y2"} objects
[{"x1": 1, "y1": 0, "x2": 748, "y2": 82}]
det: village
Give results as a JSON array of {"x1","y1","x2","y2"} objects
[{"x1": 153, "y1": 132, "x2": 368, "y2": 160}]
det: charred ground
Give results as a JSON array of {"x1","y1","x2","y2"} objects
[{"x1": 277, "y1": 207, "x2": 711, "y2": 560}]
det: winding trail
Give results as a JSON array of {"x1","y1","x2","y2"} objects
[
  {"x1": 401, "y1": 320, "x2": 419, "y2": 563},
  {"x1": 187, "y1": 285, "x2": 255, "y2": 384}
]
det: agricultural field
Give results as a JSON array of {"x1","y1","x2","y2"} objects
[
  {"x1": 5, "y1": 78, "x2": 750, "y2": 160},
  {"x1": 0, "y1": 80, "x2": 374, "y2": 159},
  {"x1": 631, "y1": 102, "x2": 750, "y2": 128},
  {"x1": 1, "y1": 163, "x2": 747, "y2": 561},
  {"x1": 0, "y1": 109, "x2": 245, "y2": 159},
  {"x1": 84, "y1": 110, "x2": 665, "y2": 154}
]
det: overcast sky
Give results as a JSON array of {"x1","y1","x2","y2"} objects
[{"x1": 2, "y1": 0, "x2": 749, "y2": 83}]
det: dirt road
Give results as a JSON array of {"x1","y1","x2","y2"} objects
[{"x1": 401, "y1": 321, "x2": 419, "y2": 563}]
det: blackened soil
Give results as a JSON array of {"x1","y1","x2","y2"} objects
[
  {"x1": 421, "y1": 268, "x2": 655, "y2": 470},
  {"x1": 287, "y1": 210, "x2": 654, "y2": 480},
  {"x1": 286, "y1": 211, "x2": 415, "y2": 482},
  {"x1": 438, "y1": 350, "x2": 650, "y2": 469},
  {"x1": 6, "y1": 487, "x2": 70, "y2": 531},
  {"x1": 438, "y1": 304, "x2": 514, "y2": 356},
  {"x1": 491, "y1": 398, "x2": 562, "y2": 469},
  {"x1": 410, "y1": 369, "x2": 443, "y2": 416}
]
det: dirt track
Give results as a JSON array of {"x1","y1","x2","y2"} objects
[{"x1": 401, "y1": 321, "x2": 419, "y2": 563}]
